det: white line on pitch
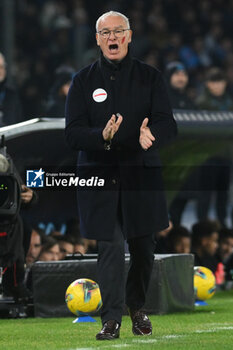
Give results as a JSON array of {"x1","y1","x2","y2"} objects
[{"x1": 195, "y1": 326, "x2": 233, "y2": 333}]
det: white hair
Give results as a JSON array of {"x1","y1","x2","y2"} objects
[{"x1": 96, "y1": 11, "x2": 130, "y2": 32}]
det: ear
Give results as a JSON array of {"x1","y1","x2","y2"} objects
[
  {"x1": 96, "y1": 33, "x2": 100, "y2": 46},
  {"x1": 128, "y1": 30, "x2": 133, "y2": 44}
]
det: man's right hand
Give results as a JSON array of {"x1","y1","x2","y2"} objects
[{"x1": 102, "y1": 114, "x2": 123, "y2": 141}]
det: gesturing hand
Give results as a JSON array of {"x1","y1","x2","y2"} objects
[
  {"x1": 102, "y1": 114, "x2": 123, "y2": 141},
  {"x1": 139, "y1": 118, "x2": 155, "y2": 150}
]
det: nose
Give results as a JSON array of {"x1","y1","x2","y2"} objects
[{"x1": 108, "y1": 31, "x2": 116, "y2": 40}]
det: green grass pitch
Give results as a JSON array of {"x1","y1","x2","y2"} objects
[{"x1": 0, "y1": 290, "x2": 232, "y2": 350}]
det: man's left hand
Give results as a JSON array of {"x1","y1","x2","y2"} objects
[{"x1": 139, "y1": 118, "x2": 155, "y2": 150}]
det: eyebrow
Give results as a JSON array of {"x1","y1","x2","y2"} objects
[{"x1": 99, "y1": 25, "x2": 124, "y2": 31}]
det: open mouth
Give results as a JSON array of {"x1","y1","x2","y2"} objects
[{"x1": 109, "y1": 44, "x2": 119, "y2": 52}]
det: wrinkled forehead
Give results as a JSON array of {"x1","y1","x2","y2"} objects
[{"x1": 97, "y1": 15, "x2": 127, "y2": 31}]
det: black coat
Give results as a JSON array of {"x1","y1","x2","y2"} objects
[{"x1": 65, "y1": 52, "x2": 177, "y2": 240}]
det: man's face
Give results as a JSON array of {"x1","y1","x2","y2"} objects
[
  {"x1": 174, "y1": 237, "x2": 191, "y2": 254},
  {"x1": 0, "y1": 55, "x2": 6, "y2": 82},
  {"x1": 202, "y1": 232, "x2": 219, "y2": 256},
  {"x1": 96, "y1": 15, "x2": 132, "y2": 61},
  {"x1": 206, "y1": 80, "x2": 227, "y2": 97},
  {"x1": 59, "y1": 241, "x2": 74, "y2": 260},
  {"x1": 39, "y1": 244, "x2": 60, "y2": 261},
  {"x1": 170, "y1": 70, "x2": 188, "y2": 90},
  {"x1": 219, "y1": 237, "x2": 233, "y2": 261},
  {"x1": 26, "y1": 230, "x2": 42, "y2": 265}
]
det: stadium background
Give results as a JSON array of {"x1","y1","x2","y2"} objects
[{"x1": 0, "y1": 0, "x2": 233, "y2": 343}]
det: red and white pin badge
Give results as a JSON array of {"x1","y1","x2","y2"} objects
[{"x1": 92, "y1": 88, "x2": 107, "y2": 103}]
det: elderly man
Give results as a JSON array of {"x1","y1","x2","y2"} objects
[{"x1": 65, "y1": 11, "x2": 177, "y2": 340}]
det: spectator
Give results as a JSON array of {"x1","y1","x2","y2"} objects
[
  {"x1": 56, "y1": 235, "x2": 74, "y2": 259},
  {"x1": 225, "y1": 254, "x2": 233, "y2": 284},
  {"x1": 26, "y1": 229, "x2": 44, "y2": 266},
  {"x1": 73, "y1": 237, "x2": 87, "y2": 255},
  {"x1": 215, "y1": 228, "x2": 233, "y2": 285},
  {"x1": 216, "y1": 228, "x2": 233, "y2": 263},
  {"x1": 192, "y1": 220, "x2": 220, "y2": 273},
  {"x1": 196, "y1": 67, "x2": 233, "y2": 111},
  {"x1": 46, "y1": 68, "x2": 73, "y2": 117},
  {"x1": 195, "y1": 71, "x2": 233, "y2": 226},
  {"x1": 195, "y1": 68, "x2": 233, "y2": 227},
  {"x1": 166, "y1": 226, "x2": 191, "y2": 254},
  {"x1": 0, "y1": 52, "x2": 23, "y2": 126},
  {"x1": 165, "y1": 61, "x2": 196, "y2": 109},
  {"x1": 196, "y1": 156, "x2": 231, "y2": 227},
  {"x1": 24, "y1": 228, "x2": 46, "y2": 294},
  {"x1": 169, "y1": 155, "x2": 231, "y2": 228},
  {"x1": 37, "y1": 237, "x2": 60, "y2": 261}
]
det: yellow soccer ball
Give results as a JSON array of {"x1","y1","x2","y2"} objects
[
  {"x1": 194, "y1": 266, "x2": 216, "y2": 300},
  {"x1": 65, "y1": 278, "x2": 102, "y2": 316}
]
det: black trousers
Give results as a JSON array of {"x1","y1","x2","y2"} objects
[{"x1": 97, "y1": 219, "x2": 156, "y2": 325}]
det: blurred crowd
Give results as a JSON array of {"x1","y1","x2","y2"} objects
[
  {"x1": 155, "y1": 220, "x2": 233, "y2": 286},
  {"x1": 22, "y1": 217, "x2": 233, "y2": 292},
  {"x1": 0, "y1": 0, "x2": 233, "y2": 124}
]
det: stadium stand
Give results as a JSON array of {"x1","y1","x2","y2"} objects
[{"x1": 0, "y1": 0, "x2": 233, "y2": 119}]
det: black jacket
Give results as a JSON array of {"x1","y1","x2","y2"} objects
[{"x1": 65, "y1": 52, "x2": 177, "y2": 240}]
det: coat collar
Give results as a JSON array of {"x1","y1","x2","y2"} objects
[{"x1": 99, "y1": 49, "x2": 132, "y2": 72}]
